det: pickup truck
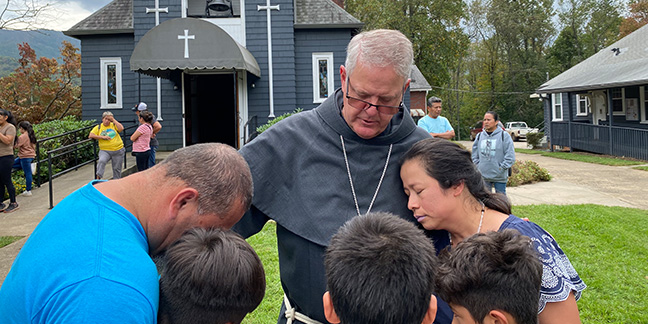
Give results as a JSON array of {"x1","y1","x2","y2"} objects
[{"x1": 504, "y1": 121, "x2": 537, "y2": 141}]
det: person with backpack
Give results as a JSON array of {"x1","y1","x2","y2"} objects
[
  {"x1": 471, "y1": 111, "x2": 515, "y2": 195},
  {"x1": 14, "y1": 121, "x2": 37, "y2": 196}
]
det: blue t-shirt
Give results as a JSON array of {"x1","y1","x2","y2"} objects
[
  {"x1": 500, "y1": 215, "x2": 587, "y2": 312},
  {"x1": 417, "y1": 115, "x2": 453, "y2": 134},
  {"x1": 0, "y1": 181, "x2": 159, "y2": 323}
]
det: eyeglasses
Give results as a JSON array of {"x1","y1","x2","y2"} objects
[{"x1": 345, "y1": 77, "x2": 404, "y2": 115}]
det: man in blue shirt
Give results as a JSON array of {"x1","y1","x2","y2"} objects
[
  {"x1": 417, "y1": 96, "x2": 455, "y2": 139},
  {"x1": 0, "y1": 143, "x2": 252, "y2": 323}
]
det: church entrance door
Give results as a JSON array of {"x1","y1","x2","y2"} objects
[{"x1": 183, "y1": 73, "x2": 238, "y2": 148}]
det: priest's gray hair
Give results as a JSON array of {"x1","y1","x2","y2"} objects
[
  {"x1": 160, "y1": 143, "x2": 253, "y2": 217},
  {"x1": 345, "y1": 29, "x2": 413, "y2": 84}
]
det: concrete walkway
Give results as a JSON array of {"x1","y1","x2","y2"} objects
[
  {"x1": 458, "y1": 140, "x2": 648, "y2": 210},
  {"x1": 1, "y1": 145, "x2": 647, "y2": 287}
]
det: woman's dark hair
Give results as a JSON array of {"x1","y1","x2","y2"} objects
[
  {"x1": 485, "y1": 110, "x2": 499, "y2": 121},
  {"x1": 139, "y1": 111, "x2": 154, "y2": 124},
  {"x1": 0, "y1": 109, "x2": 17, "y2": 127},
  {"x1": 401, "y1": 138, "x2": 511, "y2": 214},
  {"x1": 18, "y1": 121, "x2": 37, "y2": 145}
]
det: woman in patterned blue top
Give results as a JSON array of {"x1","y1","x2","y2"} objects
[{"x1": 400, "y1": 138, "x2": 586, "y2": 324}]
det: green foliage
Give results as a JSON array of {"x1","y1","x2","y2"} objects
[
  {"x1": 242, "y1": 221, "x2": 281, "y2": 324},
  {"x1": 516, "y1": 148, "x2": 645, "y2": 166},
  {"x1": 507, "y1": 160, "x2": 551, "y2": 186},
  {"x1": 0, "y1": 236, "x2": 23, "y2": 248},
  {"x1": 633, "y1": 166, "x2": 648, "y2": 171},
  {"x1": 513, "y1": 204, "x2": 648, "y2": 323},
  {"x1": 29, "y1": 117, "x2": 97, "y2": 183},
  {"x1": 345, "y1": 0, "x2": 469, "y2": 89},
  {"x1": 525, "y1": 131, "x2": 544, "y2": 148},
  {"x1": 256, "y1": 109, "x2": 302, "y2": 134}
]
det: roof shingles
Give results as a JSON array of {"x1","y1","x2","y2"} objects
[{"x1": 64, "y1": 0, "x2": 133, "y2": 36}]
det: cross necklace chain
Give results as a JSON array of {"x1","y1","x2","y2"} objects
[{"x1": 340, "y1": 135, "x2": 392, "y2": 217}]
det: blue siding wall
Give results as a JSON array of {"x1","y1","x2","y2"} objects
[
  {"x1": 80, "y1": 34, "x2": 135, "y2": 124},
  {"x1": 294, "y1": 29, "x2": 351, "y2": 111},
  {"x1": 569, "y1": 93, "x2": 591, "y2": 123},
  {"x1": 245, "y1": 0, "x2": 296, "y2": 126}
]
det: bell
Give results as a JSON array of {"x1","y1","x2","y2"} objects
[{"x1": 207, "y1": 0, "x2": 231, "y2": 12}]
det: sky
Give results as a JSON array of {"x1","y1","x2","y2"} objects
[{"x1": 41, "y1": 0, "x2": 113, "y2": 31}]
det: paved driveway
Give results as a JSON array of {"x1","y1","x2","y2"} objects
[{"x1": 458, "y1": 141, "x2": 648, "y2": 210}]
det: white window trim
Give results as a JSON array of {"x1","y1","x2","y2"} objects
[
  {"x1": 641, "y1": 86, "x2": 648, "y2": 124},
  {"x1": 552, "y1": 93, "x2": 563, "y2": 121},
  {"x1": 312, "y1": 53, "x2": 335, "y2": 104},
  {"x1": 576, "y1": 94, "x2": 589, "y2": 116},
  {"x1": 100, "y1": 57, "x2": 123, "y2": 109},
  {"x1": 611, "y1": 88, "x2": 625, "y2": 116}
]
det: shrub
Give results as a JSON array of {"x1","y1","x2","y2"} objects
[
  {"x1": 507, "y1": 160, "x2": 551, "y2": 187},
  {"x1": 256, "y1": 109, "x2": 303, "y2": 134},
  {"x1": 26, "y1": 117, "x2": 96, "y2": 185},
  {"x1": 526, "y1": 132, "x2": 544, "y2": 149}
]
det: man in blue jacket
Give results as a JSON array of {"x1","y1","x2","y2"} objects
[{"x1": 472, "y1": 111, "x2": 515, "y2": 195}]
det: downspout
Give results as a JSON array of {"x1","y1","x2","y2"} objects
[
  {"x1": 567, "y1": 92, "x2": 572, "y2": 152},
  {"x1": 607, "y1": 89, "x2": 613, "y2": 155}
]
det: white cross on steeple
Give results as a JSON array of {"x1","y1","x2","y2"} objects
[
  {"x1": 145, "y1": 0, "x2": 168, "y2": 26},
  {"x1": 146, "y1": 0, "x2": 169, "y2": 121},
  {"x1": 258, "y1": 0, "x2": 280, "y2": 118},
  {"x1": 178, "y1": 29, "x2": 195, "y2": 59}
]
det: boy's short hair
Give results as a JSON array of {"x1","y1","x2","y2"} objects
[
  {"x1": 436, "y1": 229, "x2": 543, "y2": 324},
  {"x1": 324, "y1": 212, "x2": 438, "y2": 324},
  {"x1": 158, "y1": 228, "x2": 266, "y2": 324}
]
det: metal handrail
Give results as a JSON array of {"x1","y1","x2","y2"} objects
[
  {"x1": 243, "y1": 115, "x2": 258, "y2": 144},
  {"x1": 45, "y1": 123, "x2": 139, "y2": 209}
]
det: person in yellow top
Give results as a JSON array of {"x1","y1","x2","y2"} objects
[{"x1": 88, "y1": 111, "x2": 124, "y2": 179}]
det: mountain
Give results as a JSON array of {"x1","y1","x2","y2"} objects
[{"x1": 0, "y1": 29, "x2": 81, "y2": 77}]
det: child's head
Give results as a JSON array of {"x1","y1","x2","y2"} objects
[
  {"x1": 323, "y1": 212, "x2": 438, "y2": 324},
  {"x1": 436, "y1": 229, "x2": 543, "y2": 324},
  {"x1": 157, "y1": 227, "x2": 266, "y2": 324}
]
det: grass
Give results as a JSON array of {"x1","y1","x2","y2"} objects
[
  {"x1": 0, "y1": 236, "x2": 23, "y2": 248},
  {"x1": 244, "y1": 206, "x2": 648, "y2": 324},
  {"x1": 242, "y1": 221, "x2": 281, "y2": 324},
  {"x1": 633, "y1": 166, "x2": 648, "y2": 172},
  {"x1": 516, "y1": 149, "x2": 646, "y2": 166}
]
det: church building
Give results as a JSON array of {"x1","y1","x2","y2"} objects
[{"x1": 65, "y1": 0, "x2": 426, "y2": 150}]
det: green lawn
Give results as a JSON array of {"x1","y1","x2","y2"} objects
[
  {"x1": 244, "y1": 205, "x2": 648, "y2": 323},
  {"x1": 516, "y1": 149, "x2": 646, "y2": 166},
  {"x1": 0, "y1": 236, "x2": 23, "y2": 248}
]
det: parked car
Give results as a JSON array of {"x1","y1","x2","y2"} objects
[
  {"x1": 504, "y1": 121, "x2": 538, "y2": 141},
  {"x1": 469, "y1": 120, "x2": 505, "y2": 141}
]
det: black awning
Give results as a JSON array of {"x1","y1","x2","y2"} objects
[{"x1": 130, "y1": 17, "x2": 260, "y2": 78}]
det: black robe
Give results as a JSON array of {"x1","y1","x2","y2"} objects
[{"x1": 234, "y1": 89, "x2": 451, "y2": 324}]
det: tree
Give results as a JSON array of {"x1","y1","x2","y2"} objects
[
  {"x1": 619, "y1": 0, "x2": 648, "y2": 37},
  {"x1": 0, "y1": 0, "x2": 52, "y2": 30},
  {"x1": 582, "y1": 0, "x2": 622, "y2": 54},
  {"x1": 0, "y1": 41, "x2": 81, "y2": 123},
  {"x1": 345, "y1": 0, "x2": 469, "y2": 89}
]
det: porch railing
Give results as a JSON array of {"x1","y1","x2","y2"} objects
[{"x1": 550, "y1": 122, "x2": 648, "y2": 160}]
